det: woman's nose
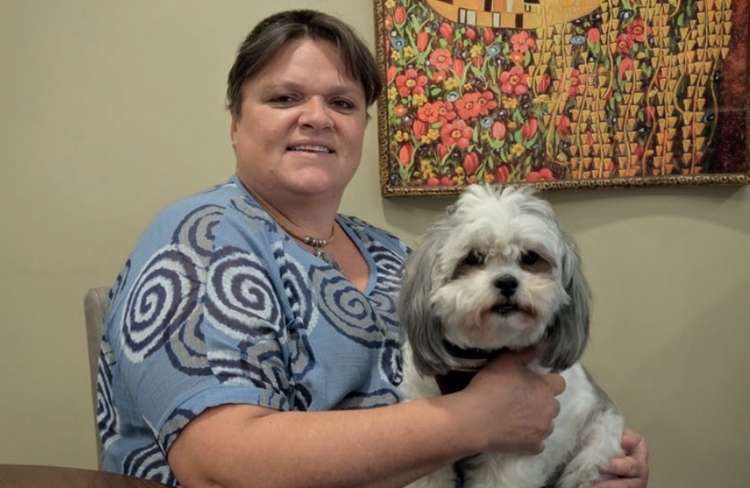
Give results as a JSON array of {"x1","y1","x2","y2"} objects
[{"x1": 299, "y1": 98, "x2": 333, "y2": 130}]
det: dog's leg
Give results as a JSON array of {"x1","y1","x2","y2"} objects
[{"x1": 556, "y1": 408, "x2": 624, "y2": 488}]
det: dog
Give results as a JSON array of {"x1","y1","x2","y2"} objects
[{"x1": 399, "y1": 184, "x2": 624, "y2": 488}]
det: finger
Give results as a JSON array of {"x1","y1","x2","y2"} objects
[
  {"x1": 600, "y1": 456, "x2": 641, "y2": 478},
  {"x1": 621, "y1": 429, "x2": 643, "y2": 451},
  {"x1": 622, "y1": 430, "x2": 649, "y2": 465},
  {"x1": 543, "y1": 373, "x2": 566, "y2": 396}
]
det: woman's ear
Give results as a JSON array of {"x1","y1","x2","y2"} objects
[{"x1": 229, "y1": 113, "x2": 240, "y2": 151}]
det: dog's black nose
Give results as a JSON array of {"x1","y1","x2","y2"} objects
[{"x1": 494, "y1": 274, "x2": 518, "y2": 297}]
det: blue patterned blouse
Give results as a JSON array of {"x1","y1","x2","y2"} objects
[{"x1": 96, "y1": 177, "x2": 408, "y2": 485}]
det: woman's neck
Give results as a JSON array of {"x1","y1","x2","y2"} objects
[{"x1": 240, "y1": 179, "x2": 341, "y2": 239}]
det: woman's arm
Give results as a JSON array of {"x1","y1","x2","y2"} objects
[{"x1": 168, "y1": 349, "x2": 565, "y2": 488}]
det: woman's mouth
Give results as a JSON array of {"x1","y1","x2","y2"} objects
[{"x1": 287, "y1": 144, "x2": 335, "y2": 154}]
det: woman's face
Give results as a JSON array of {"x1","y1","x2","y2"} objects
[{"x1": 231, "y1": 38, "x2": 368, "y2": 204}]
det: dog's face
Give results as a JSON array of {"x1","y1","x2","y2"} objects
[{"x1": 400, "y1": 185, "x2": 590, "y2": 375}]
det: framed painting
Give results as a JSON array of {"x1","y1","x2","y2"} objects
[{"x1": 374, "y1": 0, "x2": 750, "y2": 195}]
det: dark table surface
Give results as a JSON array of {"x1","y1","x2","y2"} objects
[{"x1": 0, "y1": 464, "x2": 167, "y2": 487}]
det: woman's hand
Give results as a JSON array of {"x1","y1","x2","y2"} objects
[
  {"x1": 458, "y1": 347, "x2": 566, "y2": 455},
  {"x1": 594, "y1": 429, "x2": 649, "y2": 487}
]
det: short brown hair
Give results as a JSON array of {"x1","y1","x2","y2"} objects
[{"x1": 226, "y1": 10, "x2": 382, "y2": 116}]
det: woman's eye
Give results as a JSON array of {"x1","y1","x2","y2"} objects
[
  {"x1": 462, "y1": 250, "x2": 485, "y2": 266},
  {"x1": 520, "y1": 251, "x2": 541, "y2": 266},
  {"x1": 332, "y1": 98, "x2": 355, "y2": 110},
  {"x1": 270, "y1": 94, "x2": 298, "y2": 105}
]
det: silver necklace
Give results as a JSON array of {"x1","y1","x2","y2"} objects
[{"x1": 279, "y1": 223, "x2": 341, "y2": 271}]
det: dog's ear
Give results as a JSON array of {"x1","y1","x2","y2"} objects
[
  {"x1": 541, "y1": 237, "x2": 591, "y2": 371},
  {"x1": 399, "y1": 226, "x2": 453, "y2": 376}
]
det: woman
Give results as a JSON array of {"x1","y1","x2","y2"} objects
[{"x1": 98, "y1": 9, "x2": 648, "y2": 487}]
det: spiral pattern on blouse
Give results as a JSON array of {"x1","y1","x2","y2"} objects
[
  {"x1": 165, "y1": 307, "x2": 210, "y2": 376},
  {"x1": 96, "y1": 338, "x2": 120, "y2": 450},
  {"x1": 311, "y1": 267, "x2": 383, "y2": 347},
  {"x1": 370, "y1": 243, "x2": 405, "y2": 294},
  {"x1": 122, "y1": 443, "x2": 175, "y2": 485},
  {"x1": 205, "y1": 246, "x2": 282, "y2": 341},
  {"x1": 172, "y1": 204, "x2": 224, "y2": 259},
  {"x1": 380, "y1": 337, "x2": 403, "y2": 386},
  {"x1": 230, "y1": 196, "x2": 277, "y2": 233},
  {"x1": 280, "y1": 254, "x2": 319, "y2": 332},
  {"x1": 122, "y1": 245, "x2": 204, "y2": 363}
]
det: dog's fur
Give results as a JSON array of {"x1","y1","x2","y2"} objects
[{"x1": 399, "y1": 185, "x2": 623, "y2": 488}]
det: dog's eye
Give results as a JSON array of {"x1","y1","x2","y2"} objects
[
  {"x1": 520, "y1": 251, "x2": 541, "y2": 266},
  {"x1": 462, "y1": 250, "x2": 486, "y2": 267}
]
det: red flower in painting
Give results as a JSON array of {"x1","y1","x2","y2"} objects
[
  {"x1": 417, "y1": 100, "x2": 456, "y2": 124},
  {"x1": 412, "y1": 119, "x2": 427, "y2": 139},
  {"x1": 491, "y1": 121, "x2": 507, "y2": 139},
  {"x1": 509, "y1": 50, "x2": 525, "y2": 65},
  {"x1": 587, "y1": 27, "x2": 601, "y2": 44},
  {"x1": 416, "y1": 31, "x2": 430, "y2": 52},
  {"x1": 463, "y1": 152, "x2": 480, "y2": 175},
  {"x1": 398, "y1": 143, "x2": 413, "y2": 167},
  {"x1": 557, "y1": 115, "x2": 571, "y2": 135},
  {"x1": 455, "y1": 94, "x2": 481, "y2": 120},
  {"x1": 395, "y1": 68, "x2": 428, "y2": 97},
  {"x1": 496, "y1": 165, "x2": 510, "y2": 183},
  {"x1": 618, "y1": 57, "x2": 636, "y2": 79},
  {"x1": 394, "y1": 6, "x2": 407, "y2": 25},
  {"x1": 616, "y1": 33, "x2": 634, "y2": 54},
  {"x1": 499, "y1": 66, "x2": 529, "y2": 96},
  {"x1": 483, "y1": 28, "x2": 495, "y2": 45},
  {"x1": 429, "y1": 48, "x2": 453, "y2": 71},
  {"x1": 521, "y1": 118, "x2": 538, "y2": 140},
  {"x1": 537, "y1": 74, "x2": 551, "y2": 93},
  {"x1": 455, "y1": 92, "x2": 496, "y2": 120},
  {"x1": 567, "y1": 69, "x2": 585, "y2": 96},
  {"x1": 626, "y1": 19, "x2": 648, "y2": 43},
  {"x1": 645, "y1": 105, "x2": 656, "y2": 122},
  {"x1": 510, "y1": 31, "x2": 536, "y2": 52},
  {"x1": 452, "y1": 58, "x2": 465, "y2": 77},
  {"x1": 440, "y1": 119, "x2": 473, "y2": 149},
  {"x1": 526, "y1": 168, "x2": 554, "y2": 182},
  {"x1": 439, "y1": 22, "x2": 453, "y2": 40},
  {"x1": 475, "y1": 90, "x2": 497, "y2": 115},
  {"x1": 387, "y1": 66, "x2": 398, "y2": 84},
  {"x1": 465, "y1": 27, "x2": 477, "y2": 41}
]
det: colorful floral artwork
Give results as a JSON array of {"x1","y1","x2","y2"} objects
[{"x1": 374, "y1": 0, "x2": 749, "y2": 195}]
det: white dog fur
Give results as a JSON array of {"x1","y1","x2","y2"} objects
[{"x1": 399, "y1": 184, "x2": 624, "y2": 488}]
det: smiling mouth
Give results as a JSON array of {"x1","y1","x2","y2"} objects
[
  {"x1": 287, "y1": 144, "x2": 335, "y2": 154},
  {"x1": 489, "y1": 301, "x2": 535, "y2": 317}
]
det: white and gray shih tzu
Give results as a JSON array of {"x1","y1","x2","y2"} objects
[{"x1": 399, "y1": 184, "x2": 624, "y2": 488}]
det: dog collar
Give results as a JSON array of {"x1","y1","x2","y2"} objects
[
  {"x1": 442, "y1": 340, "x2": 500, "y2": 360},
  {"x1": 436, "y1": 341, "x2": 508, "y2": 395},
  {"x1": 435, "y1": 369, "x2": 478, "y2": 395}
]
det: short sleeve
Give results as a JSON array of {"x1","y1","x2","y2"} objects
[{"x1": 103, "y1": 191, "x2": 296, "y2": 458}]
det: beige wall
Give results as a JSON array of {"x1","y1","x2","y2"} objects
[{"x1": 2, "y1": 1, "x2": 748, "y2": 486}]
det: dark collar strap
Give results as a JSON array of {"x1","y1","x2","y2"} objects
[
  {"x1": 442, "y1": 340, "x2": 503, "y2": 360},
  {"x1": 435, "y1": 369, "x2": 478, "y2": 395}
]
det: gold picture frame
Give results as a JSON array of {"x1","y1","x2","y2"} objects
[{"x1": 374, "y1": 0, "x2": 750, "y2": 196}]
